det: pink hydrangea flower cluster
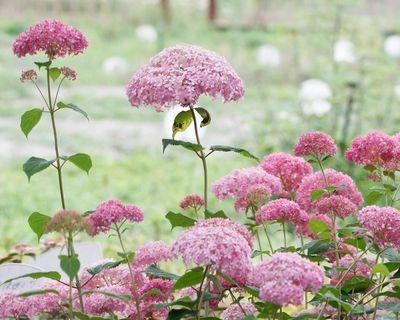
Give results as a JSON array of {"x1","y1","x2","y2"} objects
[
  {"x1": 315, "y1": 195, "x2": 358, "y2": 218},
  {"x1": 13, "y1": 19, "x2": 88, "y2": 59},
  {"x1": 173, "y1": 218, "x2": 252, "y2": 283},
  {"x1": 259, "y1": 152, "x2": 313, "y2": 197},
  {"x1": 294, "y1": 131, "x2": 337, "y2": 158},
  {"x1": 212, "y1": 167, "x2": 282, "y2": 212},
  {"x1": 250, "y1": 252, "x2": 324, "y2": 306},
  {"x1": 126, "y1": 44, "x2": 244, "y2": 111},
  {"x1": 296, "y1": 169, "x2": 363, "y2": 212},
  {"x1": 331, "y1": 255, "x2": 374, "y2": 286},
  {"x1": 296, "y1": 213, "x2": 333, "y2": 239},
  {"x1": 179, "y1": 194, "x2": 205, "y2": 210},
  {"x1": 87, "y1": 199, "x2": 144, "y2": 236},
  {"x1": 20, "y1": 69, "x2": 37, "y2": 82},
  {"x1": 133, "y1": 240, "x2": 174, "y2": 269},
  {"x1": 358, "y1": 206, "x2": 400, "y2": 249},
  {"x1": 345, "y1": 131, "x2": 398, "y2": 170},
  {"x1": 255, "y1": 199, "x2": 309, "y2": 227},
  {"x1": 323, "y1": 242, "x2": 357, "y2": 263},
  {"x1": 221, "y1": 301, "x2": 257, "y2": 320}
]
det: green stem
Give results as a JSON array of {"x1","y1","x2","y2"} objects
[
  {"x1": 189, "y1": 106, "x2": 208, "y2": 211},
  {"x1": 282, "y1": 222, "x2": 287, "y2": 248},
  {"x1": 262, "y1": 224, "x2": 274, "y2": 253},
  {"x1": 46, "y1": 64, "x2": 66, "y2": 209},
  {"x1": 115, "y1": 223, "x2": 142, "y2": 320},
  {"x1": 196, "y1": 266, "x2": 210, "y2": 319},
  {"x1": 68, "y1": 233, "x2": 85, "y2": 313}
]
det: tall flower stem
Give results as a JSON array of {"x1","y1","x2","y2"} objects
[
  {"x1": 189, "y1": 107, "x2": 208, "y2": 211},
  {"x1": 115, "y1": 223, "x2": 142, "y2": 320},
  {"x1": 196, "y1": 265, "x2": 210, "y2": 319},
  {"x1": 282, "y1": 222, "x2": 287, "y2": 248},
  {"x1": 67, "y1": 233, "x2": 85, "y2": 313}
]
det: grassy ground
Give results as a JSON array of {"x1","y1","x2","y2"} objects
[{"x1": 0, "y1": 0, "x2": 398, "y2": 256}]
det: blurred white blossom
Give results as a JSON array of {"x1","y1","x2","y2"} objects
[
  {"x1": 334, "y1": 39, "x2": 357, "y2": 63},
  {"x1": 384, "y1": 35, "x2": 400, "y2": 58},
  {"x1": 136, "y1": 24, "x2": 158, "y2": 43},
  {"x1": 299, "y1": 79, "x2": 332, "y2": 101},
  {"x1": 301, "y1": 100, "x2": 331, "y2": 117},
  {"x1": 102, "y1": 56, "x2": 129, "y2": 74},
  {"x1": 256, "y1": 44, "x2": 281, "y2": 67}
]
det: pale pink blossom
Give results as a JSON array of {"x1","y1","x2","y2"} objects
[
  {"x1": 60, "y1": 66, "x2": 77, "y2": 80},
  {"x1": 133, "y1": 241, "x2": 174, "y2": 269},
  {"x1": 315, "y1": 195, "x2": 358, "y2": 218},
  {"x1": 221, "y1": 301, "x2": 257, "y2": 320},
  {"x1": 294, "y1": 131, "x2": 337, "y2": 158},
  {"x1": 20, "y1": 69, "x2": 37, "y2": 82},
  {"x1": 331, "y1": 255, "x2": 374, "y2": 285}
]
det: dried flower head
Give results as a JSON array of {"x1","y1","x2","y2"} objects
[
  {"x1": 60, "y1": 66, "x2": 77, "y2": 80},
  {"x1": 13, "y1": 19, "x2": 88, "y2": 59},
  {"x1": 179, "y1": 194, "x2": 205, "y2": 210},
  {"x1": 46, "y1": 209, "x2": 91, "y2": 235},
  {"x1": 20, "y1": 69, "x2": 37, "y2": 82},
  {"x1": 126, "y1": 44, "x2": 244, "y2": 111},
  {"x1": 294, "y1": 131, "x2": 337, "y2": 158}
]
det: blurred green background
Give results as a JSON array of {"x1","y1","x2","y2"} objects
[{"x1": 1, "y1": 0, "x2": 399, "y2": 256}]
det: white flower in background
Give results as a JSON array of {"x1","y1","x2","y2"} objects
[
  {"x1": 136, "y1": 24, "x2": 158, "y2": 43},
  {"x1": 164, "y1": 106, "x2": 207, "y2": 142},
  {"x1": 334, "y1": 39, "x2": 357, "y2": 63},
  {"x1": 301, "y1": 100, "x2": 331, "y2": 117},
  {"x1": 384, "y1": 35, "x2": 400, "y2": 58},
  {"x1": 394, "y1": 80, "x2": 400, "y2": 99},
  {"x1": 299, "y1": 79, "x2": 332, "y2": 101},
  {"x1": 257, "y1": 44, "x2": 281, "y2": 67},
  {"x1": 102, "y1": 56, "x2": 129, "y2": 74}
]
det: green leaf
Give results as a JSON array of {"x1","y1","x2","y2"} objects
[
  {"x1": 20, "y1": 108, "x2": 43, "y2": 138},
  {"x1": 162, "y1": 139, "x2": 203, "y2": 153},
  {"x1": 173, "y1": 267, "x2": 204, "y2": 290},
  {"x1": 365, "y1": 191, "x2": 382, "y2": 205},
  {"x1": 372, "y1": 263, "x2": 390, "y2": 277},
  {"x1": 167, "y1": 309, "x2": 197, "y2": 320},
  {"x1": 68, "y1": 153, "x2": 92, "y2": 174},
  {"x1": 342, "y1": 276, "x2": 374, "y2": 293},
  {"x1": 34, "y1": 61, "x2": 52, "y2": 69},
  {"x1": 195, "y1": 107, "x2": 211, "y2": 127},
  {"x1": 364, "y1": 165, "x2": 376, "y2": 172},
  {"x1": 209, "y1": 145, "x2": 259, "y2": 162},
  {"x1": 308, "y1": 219, "x2": 330, "y2": 239},
  {"x1": 23, "y1": 156, "x2": 54, "y2": 180},
  {"x1": 19, "y1": 289, "x2": 59, "y2": 297},
  {"x1": 57, "y1": 102, "x2": 89, "y2": 120},
  {"x1": 1, "y1": 271, "x2": 61, "y2": 286},
  {"x1": 81, "y1": 290, "x2": 130, "y2": 302},
  {"x1": 59, "y1": 255, "x2": 80, "y2": 281},
  {"x1": 28, "y1": 212, "x2": 51, "y2": 242},
  {"x1": 73, "y1": 312, "x2": 109, "y2": 320},
  {"x1": 87, "y1": 260, "x2": 121, "y2": 276},
  {"x1": 172, "y1": 110, "x2": 193, "y2": 139},
  {"x1": 378, "y1": 301, "x2": 400, "y2": 312},
  {"x1": 311, "y1": 189, "x2": 325, "y2": 201},
  {"x1": 49, "y1": 67, "x2": 61, "y2": 81},
  {"x1": 144, "y1": 265, "x2": 180, "y2": 280},
  {"x1": 205, "y1": 209, "x2": 228, "y2": 219},
  {"x1": 165, "y1": 211, "x2": 196, "y2": 230}
]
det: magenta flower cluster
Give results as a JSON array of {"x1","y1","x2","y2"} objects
[{"x1": 294, "y1": 131, "x2": 338, "y2": 158}]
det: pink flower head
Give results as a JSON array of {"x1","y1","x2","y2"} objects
[
  {"x1": 179, "y1": 194, "x2": 205, "y2": 210},
  {"x1": 195, "y1": 217, "x2": 254, "y2": 249},
  {"x1": 133, "y1": 241, "x2": 174, "y2": 269},
  {"x1": 259, "y1": 152, "x2": 313, "y2": 196},
  {"x1": 250, "y1": 252, "x2": 324, "y2": 306},
  {"x1": 296, "y1": 169, "x2": 362, "y2": 212},
  {"x1": 315, "y1": 195, "x2": 357, "y2": 218},
  {"x1": 294, "y1": 131, "x2": 337, "y2": 158},
  {"x1": 13, "y1": 19, "x2": 88, "y2": 59},
  {"x1": 331, "y1": 255, "x2": 374, "y2": 286},
  {"x1": 87, "y1": 199, "x2": 144, "y2": 236},
  {"x1": 345, "y1": 131, "x2": 397, "y2": 169},
  {"x1": 358, "y1": 206, "x2": 400, "y2": 249},
  {"x1": 172, "y1": 223, "x2": 252, "y2": 284},
  {"x1": 60, "y1": 66, "x2": 77, "y2": 80},
  {"x1": 212, "y1": 167, "x2": 282, "y2": 212},
  {"x1": 126, "y1": 44, "x2": 244, "y2": 111},
  {"x1": 323, "y1": 242, "x2": 357, "y2": 263},
  {"x1": 296, "y1": 213, "x2": 333, "y2": 239},
  {"x1": 20, "y1": 69, "x2": 37, "y2": 82},
  {"x1": 256, "y1": 199, "x2": 309, "y2": 227},
  {"x1": 221, "y1": 301, "x2": 257, "y2": 320}
]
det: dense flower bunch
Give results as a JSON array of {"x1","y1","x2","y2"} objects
[
  {"x1": 133, "y1": 240, "x2": 174, "y2": 269},
  {"x1": 45, "y1": 209, "x2": 92, "y2": 234},
  {"x1": 294, "y1": 131, "x2": 338, "y2": 158},
  {"x1": 126, "y1": 44, "x2": 244, "y2": 110},
  {"x1": 221, "y1": 300, "x2": 257, "y2": 320},
  {"x1": 12, "y1": 19, "x2": 88, "y2": 59},
  {"x1": 212, "y1": 167, "x2": 282, "y2": 212},
  {"x1": 331, "y1": 255, "x2": 374, "y2": 285},
  {"x1": 179, "y1": 194, "x2": 205, "y2": 210}
]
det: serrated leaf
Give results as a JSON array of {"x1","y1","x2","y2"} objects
[
  {"x1": 342, "y1": 276, "x2": 374, "y2": 293},
  {"x1": 173, "y1": 267, "x2": 204, "y2": 290},
  {"x1": 57, "y1": 101, "x2": 89, "y2": 120},
  {"x1": 195, "y1": 107, "x2": 211, "y2": 127},
  {"x1": 49, "y1": 67, "x2": 61, "y2": 81},
  {"x1": 1, "y1": 271, "x2": 61, "y2": 286},
  {"x1": 144, "y1": 265, "x2": 180, "y2": 280},
  {"x1": 23, "y1": 156, "x2": 54, "y2": 180},
  {"x1": 172, "y1": 110, "x2": 193, "y2": 139},
  {"x1": 28, "y1": 212, "x2": 51, "y2": 242},
  {"x1": 162, "y1": 139, "x2": 203, "y2": 153},
  {"x1": 34, "y1": 61, "x2": 52, "y2": 69},
  {"x1": 59, "y1": 254, "x2": 80, "y2": 281},
  {"x1": 20, "y1": 108, "x2": 43, "y2": 138},
  {"x1": 87, "y1": 260, "x2": 121, "y2": 276},
  {"x1": 311, "y1": 189, "x2": 325, "y2": 201},
  {"x1": 165, "y1": 211, "x2": 196, "y2": 230},
  {"x1": 68, "y1": 153, "x2": 92, "y2": 174},
  {"x1": 210, "y1": 145, "x2": 259, "y2": 162},
  {"x1": 365, "y1": 191, "x2": 382, "y2": 205},
  {"x1": 205, "y1": 209, "x2": 228, "y2": 219},
  {"x1": 19, "y1": 289, "x2": 59, "y2": 297},
  {"x1": 308, "y1": 219, "x2": 330, "y2": 239}
]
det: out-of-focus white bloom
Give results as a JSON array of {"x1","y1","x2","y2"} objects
[
  {"x1": 257, "y1": 44, "x2": 281, "y2": 67},
  {"x1": 136, "y1": 24, "x2": 158, "y2": 43},
  {"x1": 394, "y1": 81, "x2": 400, "y2": 99},
  {"x1": 384, "y1": 35, "x2": 400, "y2": 58},
  {"x1": 164, "y1": 106, "x2": 207, "y2": 142},
  {"x1": 299, "y1": 79, "x2": 332, "y2": 101},
  {"x1": 334, "y1": 39, "x2": 357, "y2": 63},
  {"x1": 301, "y1": 100, "x2": 331, "y2": 117},
  {"x1": 102, "y1": 56, "x2": 129, "y2": 74}
]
